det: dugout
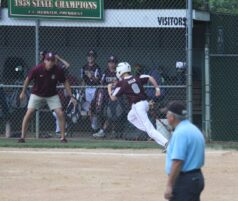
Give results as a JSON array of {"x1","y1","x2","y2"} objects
[{"x1": 0, "y1": 2, "x2": 210, "y2": 136}]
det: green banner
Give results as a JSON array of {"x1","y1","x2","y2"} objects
[{"x1": 8, "y1": 0, "x2": 104, "y2": 20}]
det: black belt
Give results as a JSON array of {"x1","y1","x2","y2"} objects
[{"x1": 180, "y1": 169, "x2": 201, "y2": 175}]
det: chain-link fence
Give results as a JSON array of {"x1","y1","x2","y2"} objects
[
  {"x1": 209, "y1": 13, "x2": 238, "y2": 141},
  {"x1": 0, "y1": 1, "x2": 189, "y2": 141}
]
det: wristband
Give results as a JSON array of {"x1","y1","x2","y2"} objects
[{"x1": 155, "y1": 87, "x2": 160, "y2": 92}]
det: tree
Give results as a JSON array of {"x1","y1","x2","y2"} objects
[
  {"x1": 209, "y1": 0, "x2": 238, "y2": 14},
  {"x1": 193, "y1": 0, "x2": 238, "y2": 14}
]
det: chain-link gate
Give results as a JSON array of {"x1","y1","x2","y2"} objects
[
  {"x1": 0, "y1": 1, "x2": 189, "y2": 141},
  {"x1": 209, "y1": 13, "x2": 238, "y2": 141}
]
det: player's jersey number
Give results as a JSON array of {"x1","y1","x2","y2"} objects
[{"x1": 131, "y1": 83, "x2": 140, "y2": 94}]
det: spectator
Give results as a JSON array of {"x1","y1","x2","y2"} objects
[
  {"x1": 162, "y1": 100, "x2": 205, "y2": 201},
  {"x1": 80, "y1": 49, "x2": 101, "y2": 131},
  {"x1": 18, "y1": 52, "x2": 77, "y2": 143},
  {"x1": 0, "y1": 87, "x2": 11, "y2": 137},
  {"x1": 108, "y1": 62, "x2": 168, "y2": 149},
  {"x1": 93, "y1": 55, "x2": 118, "y2": 138}
]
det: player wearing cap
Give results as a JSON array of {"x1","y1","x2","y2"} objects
[
  {"x1": 107, "y1": 62, "x2": 168, "y2": 148},
  {"x1": 81, "y1": 49, "x2": 102, "y2": 131},
  {"x1": 163, "y1": 100, "x2": 205, "y2": 201},
  {"x1": 93, "y1": 55, "x2": 118, "y2": 138},
  {"x1": 18, "y1": 52, "x2": 77, "y2": 143},
  {"x1": 81, "y1": 49, "x2": 101, "y2": 106}
]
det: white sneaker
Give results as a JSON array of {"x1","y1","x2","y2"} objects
[{"x1": 93, "y1": 129, "x2": 105, "y2": 138}]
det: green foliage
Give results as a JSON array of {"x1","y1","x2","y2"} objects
[
  {"x1": 193, "y1": 0, "x2": 238, "y2": 14},
  {"x1": 209, "y1": 0, "x2": 238, "y2": 14},
  {"x1": 193, "y1": 0, "x2": 209, "y2": 10}
]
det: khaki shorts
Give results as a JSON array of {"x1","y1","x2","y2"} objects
[{"x1": 28, "y1": 94, "x2": 62, "y2": 110}]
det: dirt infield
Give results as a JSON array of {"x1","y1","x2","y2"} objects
[{"x1": 0, "y1": 148, "x2": 237, "y2": 201}]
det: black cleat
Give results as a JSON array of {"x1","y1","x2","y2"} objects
[
  {"x1": 18, "y1": 138, "x2": 25, "y2": 143},
  {"x1": 60, "y1": 138, "x2": 68, "y2": 143}
]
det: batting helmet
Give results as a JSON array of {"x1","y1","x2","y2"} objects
[{"x1": 116, "y1": 62, "x2": 131, "y2": 79}]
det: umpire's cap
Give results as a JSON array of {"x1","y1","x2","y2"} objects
[{"x1": 161, "y1": 100, "x2": 187, "y2": 117}]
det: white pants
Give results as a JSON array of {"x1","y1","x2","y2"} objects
[
  {"x1": 85, "y1": 87, "x2": 97, "y2": 103},
  {"x1": 52, "y1": 111, "x2": 60, "y2": 133},
  {"x1": 127, "y1": 100, "x2": 168, "y2": 147},
  {"x1": 84, "y1": 87, "x2": 97, "y2": 112}
]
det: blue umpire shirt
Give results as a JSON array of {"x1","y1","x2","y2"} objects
[{"x1": 166, "y1": 120, "x2": 205, "y2": 175}]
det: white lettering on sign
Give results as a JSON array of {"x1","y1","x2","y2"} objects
[
  {"x1": 32, "y1": 0, "x2": 53, "y2": 8},
  {"x1": 14, "y1": 0, "x2": 31, "y2": 7}
]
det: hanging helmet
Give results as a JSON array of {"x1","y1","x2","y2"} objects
[
  {"x1": 66, "y1": 101, "x2": 81, "y2": 124},
  {"x1": 116, "y1": 62, "x2": 131, "y2": 79}
]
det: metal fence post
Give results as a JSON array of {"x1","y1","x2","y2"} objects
[
  {"x1": 35, "y1": 19, "x2": 40, "y2": 139},
  {"x1": 187, "y1": 0, "x2": 193, "y2": 122},
  {"x1": 204, "y1": 44, "x2": 211, "y2": 140}
]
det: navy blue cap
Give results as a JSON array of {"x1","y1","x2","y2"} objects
[
  {"x1": 108, "y1": 55, "x2": 118, "y2": 63},
  {"x1": 161, "y1": 100, "x2": 187, "y2": 116}
]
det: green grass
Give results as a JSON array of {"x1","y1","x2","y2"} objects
[
  {"x1": 0, "y1": 137, "x2": 161, "y2": 149},
  {"x1": 0, "y1": 137, "x2": 237, "y2": 150}
]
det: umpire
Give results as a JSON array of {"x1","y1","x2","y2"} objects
[{"x1": 163, "y1": 100, "x2": 205, "y2": 201}]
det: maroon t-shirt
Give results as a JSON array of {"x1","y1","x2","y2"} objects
[
  {"x1": 28, "y1": 63, "x2": 66, "y2": 97},
  {"x1": 112, "y1": 75, "x2": 149, "y2": 106}
]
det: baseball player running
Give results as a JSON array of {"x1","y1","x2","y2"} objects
[{"x1": 107, "y1": 62, "x2": 168, "y2": 148}]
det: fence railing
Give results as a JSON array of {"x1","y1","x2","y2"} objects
[{"x1": 0, "y1": 85, "x2": 186, "y2": 140}]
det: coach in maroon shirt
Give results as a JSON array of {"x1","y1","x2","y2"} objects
[{"x1": 18, "y1": 52, "x2": 76, "y2": 143}]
